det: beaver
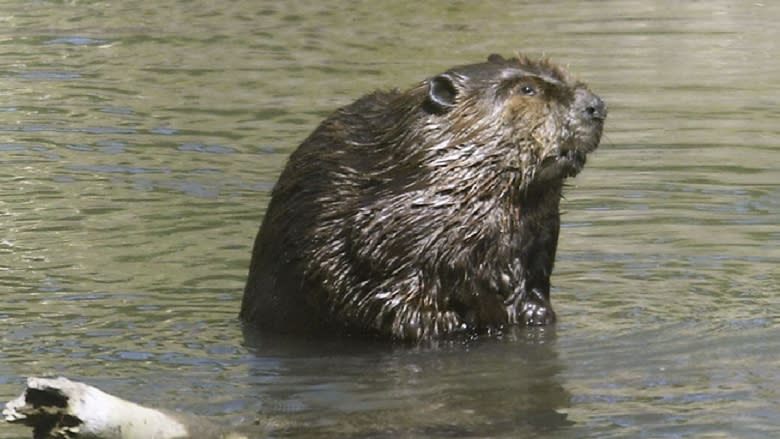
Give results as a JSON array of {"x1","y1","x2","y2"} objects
[{"x1": 241, "y1": 54, "x2": 606, "y2": 341}]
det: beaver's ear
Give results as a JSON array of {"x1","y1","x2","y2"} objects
[{"x1": 425, "y1": 74, "x2": 461, "y2": 114}]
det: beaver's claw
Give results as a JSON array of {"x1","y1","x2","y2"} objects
[{"x1": 519, "y1": 289, "x2": 556, "y2": 326}]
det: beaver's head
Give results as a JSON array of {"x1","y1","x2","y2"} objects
[{"x1": 420, "y1": 54, "x2": 606, "y2": 190}]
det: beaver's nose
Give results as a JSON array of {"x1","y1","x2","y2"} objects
[{"x1": 583, "y1": 95, "x2": 607, "y2": 121}]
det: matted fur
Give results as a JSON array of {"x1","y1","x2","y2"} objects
[{"x1": 241, "y1": 54, "x2": 606, "y2": 341}]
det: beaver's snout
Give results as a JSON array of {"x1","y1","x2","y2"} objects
[
  {"x1": 585, "y1": 96, "x2": 607, "y2": 121},
  {"x1": 577, "y1": 89, "x2": 607, "y2": 122}
]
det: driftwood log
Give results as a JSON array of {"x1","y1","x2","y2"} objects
[{"x1": 3, "y1": 377, "x2": 248, "y2": 439}]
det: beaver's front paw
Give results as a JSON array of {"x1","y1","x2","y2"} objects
[{"x1": 520, "y1": 297, "x2": 556, "y2": 326}]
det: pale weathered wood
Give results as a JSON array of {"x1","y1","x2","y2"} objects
[{"x1": 3, "y1": 377, "x2": 248, "y2": 439}]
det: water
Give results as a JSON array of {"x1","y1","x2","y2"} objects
[{"x1": 1, "y1": 0, "x2": 778, "y2": 437}]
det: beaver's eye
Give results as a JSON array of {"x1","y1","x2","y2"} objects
[{"x1": 519, "y1": 85, "x2": 537, "y2": 96}]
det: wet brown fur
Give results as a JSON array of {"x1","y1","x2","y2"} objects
[{"x1": 241, "y1": 54, "x2": 606, "y2": 341}]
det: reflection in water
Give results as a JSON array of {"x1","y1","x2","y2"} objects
[{"x1": 242, "y1": 326, "x2": 571, "y2": 438}]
